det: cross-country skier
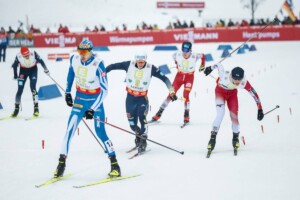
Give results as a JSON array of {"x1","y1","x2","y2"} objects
[
  {"x1": 11, "y1": 46, "x2": 49, "y2": 117},
  {"x1": 203, "y1": 63, "x2": 264, "y2": 153},
  {"x1": 106, "y1": 52, "x2": 177, "y2": 153},
  {"x1": 54, "y1": 39, "x2": 121, "y2": 178},
  {"x1": 151, "y1": 41, "x2": 205, "y2": 124}
]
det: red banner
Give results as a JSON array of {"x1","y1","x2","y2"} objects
[
  {"x1": 157, "y1": 1, "x2": 205, "y2": 8},
  {"x1": 48, "y1": 53, "x2": 70, "y2": 60},
  {"x1": 33, "y1": 26, "x2": 300, "y2": 48}
]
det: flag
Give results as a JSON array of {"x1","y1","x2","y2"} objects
[{"x1": 281, "y1": 0, "x2": 296, "y2": 22}]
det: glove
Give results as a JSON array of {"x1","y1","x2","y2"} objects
[
  {"x1": 44, "y1": 69, "x2": 50, "y2": 75},
  {"x1": 199, "y1": 64, "x2": 205, "y2": 72},
  {"x1": 257, "y1": 109, "x2": 264, "y2": 121},
  {"x1": 85, "y1": 109, "x2": 94, "y2": 120},
  {"x1": 204, "y1": 66, "x2": 213, "y2": 76},
  {"x1": 65, "y1": 93, "x2": 73, "y2": 107},
  {"x1": 170, "y1": 92, "x2": 177, "y2": 102}
]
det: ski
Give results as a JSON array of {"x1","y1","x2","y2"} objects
[
  {"x1": 73, "y1": 174, "x2": 141, "y2": 188},
  {"x1": 0, "y1": 116, "x2": 21, "y2": 120},
  {"x1": 147, "y1": 120, "x2": 160, "y2": 125},
  {"x1": 35, "y1": 173, "x2": 73, "y2": 188},
  {"x1": 206, "y1": 148, "x2": 238, "y2": 158},
  {"x1": 126, "y1": 146, "x2": 137, "y2": 153},
  {"x1": 25, "y1": 115, "x2": 43, "y2": 121},
  {"x1": 0, "y1": 115, "x2": 41, "y2": 121},
  {"x1": 180, "y1": 122, "x2": 189, "y2": 128},
  {"x1": 128, "y1": 149, "x2": 151, "y2": 159},
  {"x1": 147, "y1": 119, "x2": 158, "y2": 123}
]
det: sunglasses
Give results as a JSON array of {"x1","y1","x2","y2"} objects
[
  {"x1": 182, "y1": 48, "x2": 190, "y2": 53},
  {"x1": 135, "y1": 56, "x2": 146, "y2": 61},
  {"x1": 77, "y1": 49, "x2": 91, "y2": 56}
]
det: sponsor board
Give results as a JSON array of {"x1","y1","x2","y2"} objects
[
  {"x1": 32, "y1": 26, "x2": 300, "y2": 47},
  {"x1": 157, "y1": 2, "x2": 205, "y2": 8}
]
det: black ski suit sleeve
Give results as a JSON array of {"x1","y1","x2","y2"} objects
[
  {"x1": 151, "y1": 65, "x2": 173, "y2": 90},
  {"x1": 12, "y1": 56, "x2": 19, "y2": 78},
  {"x1": 34, "y1": 51, "x2": 48, "y2": 70},
  {"x1": 106, "y1": 61, "x2": 131, "y2": 73}
]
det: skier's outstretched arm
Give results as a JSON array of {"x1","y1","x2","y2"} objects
[
  {"x1": 151, "y1": 66, "x2": 177, "y2": 101},
  {"x1": 106, "y1": 61, "x2": 131, "y2": 73},
  {"x1": 244, "y1": 81, "x2": 264, "y2": 121}
]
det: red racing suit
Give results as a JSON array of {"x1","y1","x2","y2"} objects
[
  {"x1": 163, "y1": 51, "x2": 205, "y2": 110},
  {"x1": 211, "y1": 63, "x2": 262, "y2": 133}
]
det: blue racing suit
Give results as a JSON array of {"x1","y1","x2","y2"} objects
[{"x1": 60, "y1": 54, "x2": 115, "y2": 156}]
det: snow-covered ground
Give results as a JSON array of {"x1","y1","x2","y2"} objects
[{"x1": 0, "y1": 41, "x2": 300, "y2": 200}]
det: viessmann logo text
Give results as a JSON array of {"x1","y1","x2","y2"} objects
[{"x1": 173, "y1": 32, "x2": 219, "y2": 41}]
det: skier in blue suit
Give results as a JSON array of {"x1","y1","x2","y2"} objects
[{"x1": 54, "y1": 39, "x2": 121, "y2": 178}]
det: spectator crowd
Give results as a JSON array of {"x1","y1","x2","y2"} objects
[
  {"x1": 205, "y1": 15, "x2": 299, "y2": 28},
  {"x1": 1, "y1": 15, "x2": 299, "y2": 40}
]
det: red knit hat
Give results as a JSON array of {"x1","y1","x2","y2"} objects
[{"x1": 20, "y1": 46, "x2": 30, "y2": 57}]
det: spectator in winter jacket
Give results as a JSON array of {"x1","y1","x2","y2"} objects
[{"x1": 0, "y1": 27, "x2": 9, "y2": 62}]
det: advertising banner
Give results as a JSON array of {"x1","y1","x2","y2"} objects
[
  {"x1": 33, "y1": 26, "x2": 300, "y2": 48},
  {"x1": 157, "y1": 2, "x2": 205, "y2": 8}
]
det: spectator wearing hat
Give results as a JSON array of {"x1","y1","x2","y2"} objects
[{"x1": 189, "y1": 21, "x2": 195, "y2": 28}]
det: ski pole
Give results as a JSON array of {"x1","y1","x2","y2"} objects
[
  {"x1": 47, "y1": 74, "x2": 106, "y2": 153},
  {"x1": 209, "y1": 74, "x2": 216, "y2": 80},
  {"x1": 93, "y1": 118, "x2": 185, "y2": 155},
  {"x1": 264, "y1": 105, "x2": 280, "y2": 116},
  {"x1": 47, "y1": 74, "x2": 65, "y2": 92},
  {"x1": 81, "y1": 120, "x2": 106, "y2": 153},
  {"x1": 218, "y1": 18, "x2": 280, "y2": 64}
]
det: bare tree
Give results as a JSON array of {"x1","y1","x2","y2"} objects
[{"x1": 241, "y1": 0, "x2": 265, "y2": 21}]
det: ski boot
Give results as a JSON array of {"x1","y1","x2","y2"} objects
[
  {"x1": 151, "y1": 108, "x2": 164, "y2": 122},
  {"x1": 207, "y1": 132, "x2": 217, "y2": 158},
  {"x1": 135, "y1": 136, "x2": 140, "y2": 147},
  {"x1": 207, "y1": 132, "x2": 217, "y2": 151},
  {"x1": 11, "y1": 103, "x2": 20, "y2": 117},
  {"x1": 33, "y1": 103, "x2": 39, "y2": 117},
  {"x1": 54, "y1": 154, "x2": 66, "y2": 178},
  {"x1": 184, "y1": 110, "x2": 190, "y2": 124},
  {"x1": 134, "y1": 127, "x2": 141, "y2": 147},
  {"x1": 138, "y1": 134, "x2": 147, "y2": 153},
  {"x1": 232, "y1": 133, "x2": 240, "y2": 149},
  {"x1": 108, "y1": 155, "x2": 121, "y2": 178}
]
